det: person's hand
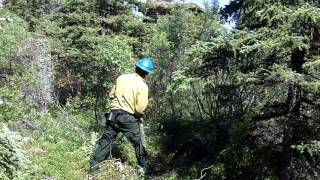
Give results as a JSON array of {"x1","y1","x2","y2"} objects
[{"x1": 104, "y1": 112, "x2": 110, "y2": 119}]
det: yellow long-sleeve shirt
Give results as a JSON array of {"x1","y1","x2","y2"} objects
[{"x1": 109, "y1": 73, "x2": 149, "y2": 115}]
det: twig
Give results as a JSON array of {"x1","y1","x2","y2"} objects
[
  {"x1": 89, "y1": 158, "x2": 121, "y2": 175},
  {"x1": 0, "y1": 17, "x2": 13, "y2": 22},
  {"x1": 195, "y1": 165, "x2": 214, "y2": 180},
  {"x1": 52, "y1": 93, "x2": 69, "y2": 121},
  {"x1": 303, "y1": 70, "x2": 320, "y2": 81}
]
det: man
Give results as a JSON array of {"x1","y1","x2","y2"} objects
[{"x1": 90, "y1": 57, "x2": 153, "y2": 174}]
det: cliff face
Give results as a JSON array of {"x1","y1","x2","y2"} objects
[
  {"x1": 144, "y1": 0, "x2": 203, "y2": 23},
  {"x1": 144, "y1": 1, "x2": 170, "y2": 23}
]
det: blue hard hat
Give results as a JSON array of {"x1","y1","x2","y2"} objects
[{"x1": 135, "y1": 57, "x2": 153, "y2": 74}]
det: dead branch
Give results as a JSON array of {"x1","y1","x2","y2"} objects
[{"x1": 195, "y1": 165, "x2": 214, "y2": 180}]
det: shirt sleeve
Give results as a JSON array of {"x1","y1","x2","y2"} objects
[{"x1": 135, "y1": 85, "x2": 149, "y2": 115}]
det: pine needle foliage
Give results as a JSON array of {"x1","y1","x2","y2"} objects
[{"x1": 176, "y1": 0, "x2": 320, "y2": 178}]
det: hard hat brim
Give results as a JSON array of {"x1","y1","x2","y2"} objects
[{"x1": 136, "y1": 64, "x2": 153, "y2": 74}]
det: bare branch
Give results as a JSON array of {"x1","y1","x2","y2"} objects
[
  {"x1": 195, "y1": 165, "x2": 214, "y2": 180},
  {"x1": 301, "y1": 98, "x2": 315, "y2": 106}
]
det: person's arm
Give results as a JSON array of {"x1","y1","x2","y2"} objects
[
  {"x1": 109, "y1": 85, "x2": 116, "y2": 99},
  {"x1": 135, "y1": 85, "x2": 149, "y2": 118}
]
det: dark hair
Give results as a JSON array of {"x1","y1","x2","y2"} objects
[{"x1": 135, "y1": 66, "x2": 149, "y2": 77}]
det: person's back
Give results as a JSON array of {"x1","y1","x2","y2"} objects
[{"x1": 110, "y1": 73, "x2": 148, "y2": 116}]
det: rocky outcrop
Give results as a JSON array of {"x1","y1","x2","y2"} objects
[
  {"x1": 16, "y1": 37, "x2": 54, "y2": 111},
  {"x1": 144, "y1": 1, "x2": 203, "y2": 23}
]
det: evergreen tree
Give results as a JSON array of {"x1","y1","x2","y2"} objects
[
  {"x1": 182, "y1": 0, "x2": 320, "y2": 178},
  {"x1": 2, "y1": 0, "x2": 319, "y2": 179}
]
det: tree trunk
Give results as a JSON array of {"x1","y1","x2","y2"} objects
[{"x1": 281, "y1": 50, "x2": 304, "y2": 179}]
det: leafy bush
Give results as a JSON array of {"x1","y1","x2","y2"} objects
[
  {"x1": 0, "y1": 83, "x2": 36, "y2": 123},
  {"x1": 0, "y1": 9, "x2": 30, "y2": 69},
  {"x1": 0, "y1": 124, "x2": 29, "y2": 179},
  {"x1": 23, "y1": 110, "x2": 92, "y2": 179},
  {"x1": 292, "y1": 141, "x2": 320, "y2": 157}
]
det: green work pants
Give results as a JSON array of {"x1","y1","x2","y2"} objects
[{"x1": 89, "y1": 111, "x2": 148, "y2": 172}]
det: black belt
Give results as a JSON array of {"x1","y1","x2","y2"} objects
[
  {"x1": 104, "y1": 109, "x2": 131, "y2": 121},
  {"x1": 111, "y1": 109, "x2": 130, "y2": 115},
  {"x1": 105, "y1": 109, "x2": 134, "y2": 128}
]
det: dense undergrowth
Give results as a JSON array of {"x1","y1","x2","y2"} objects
[{"x1": 1, "y1": 0, "x2": 320, "y2": 179}]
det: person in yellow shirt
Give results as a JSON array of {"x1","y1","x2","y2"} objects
[{"x1": 89, "y1": 57, "x2": 153, "y2": 174}]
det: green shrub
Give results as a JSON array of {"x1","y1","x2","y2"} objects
[
  {"x1": 0, "y1": 9, "x2": 30, "y2": 69},
  {"x1": 22, "y1": 110, "x2": 93, "y2": 179},
  {"x1": 0, "y1": 124, "x2": 29, "y2": 180},
  {"x1": 0, "y1": 83, "x2": 36, "y2": 123}
]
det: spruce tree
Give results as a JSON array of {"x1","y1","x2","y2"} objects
[{"x1": 184, "y1": 0, "x2": 320, "y2": 178}]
